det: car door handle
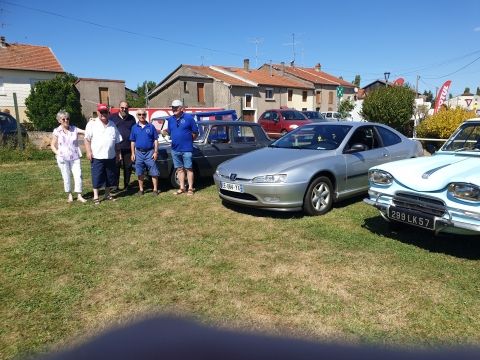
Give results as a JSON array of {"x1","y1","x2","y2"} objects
[{"x1": 383, "y1": 153, "x2": 388, "y2": 157}]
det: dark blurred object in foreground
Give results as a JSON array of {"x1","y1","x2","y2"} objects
[{"x1": 39, "y1": 316, "x2": 479, "y2": 360}]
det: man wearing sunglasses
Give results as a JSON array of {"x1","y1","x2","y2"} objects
[
  {"x1": 162, "y1": 100, "x2": 198, "y2": 195},
  {"x1": 130, "y1": 109, "x2": 160, "y2": 195},
  {"x1": 84, "y1": 104, "x2": 123, "y2": 204},
  {"x1": 110, "y1": 101, "x2": 136, "y2": 192}
]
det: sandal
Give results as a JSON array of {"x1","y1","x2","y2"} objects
[
  {"x1": 104, "y1": 195, "x2": 117, "y2": 202},
  {"x1": 93, "y1": 198, "x2": 100, "y2": 205},
  {"x1": 187, "y1": 189, "x2": 194, "y2": 196},
  {"x1": 173, "y1": 189, "x2": 185, "y2": 195}
]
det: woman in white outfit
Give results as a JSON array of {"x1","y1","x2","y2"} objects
[{"x1": 50, "y1": 110, "x2": 87, "y2": 203}]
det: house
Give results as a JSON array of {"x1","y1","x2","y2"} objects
[
  {"x1": 446, "y1": 95, "x2": 480, "y2": 114},
  {"x1": 75, "y1": 78, "x2": 126, "y2": 119},
  {"x1": 148, "y1": 59, "x2": 313, "y2": 121},
  {"x1": 261, "y1": 62, "x2": 356, "y2": 112},
  {"x1": 0, "y1": 36, "x2": 65, "y2": 122}
]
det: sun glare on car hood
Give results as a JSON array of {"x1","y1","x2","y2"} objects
[{"x1": 378, "y1": 155, "x2": 479, "y2": 192}]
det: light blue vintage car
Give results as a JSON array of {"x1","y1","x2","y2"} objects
[{"x1": 365, "y1": 118, "x2": 480, "y2": 235}]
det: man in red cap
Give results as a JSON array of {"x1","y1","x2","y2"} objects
[{"x1": 84, "y1": 104, "x2": 123, "y2": 204}]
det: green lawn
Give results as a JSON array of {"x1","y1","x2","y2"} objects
[{"x1": 1, "y1": 158, "x2": 480, "y2": 359}]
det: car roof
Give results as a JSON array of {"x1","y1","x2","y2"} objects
[{"x1": 196, "y1": 120, "x2": 260, "y2": 126}]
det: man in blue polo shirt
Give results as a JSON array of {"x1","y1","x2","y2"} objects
[
  {"x1": 162, "y1": 100, "x2": 198, "y2": 195},
  {"x1": 130, "y1": 109, "x2": 160, "y2": 196}
]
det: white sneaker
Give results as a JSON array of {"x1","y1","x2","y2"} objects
[
  {"x1": 67, "y1": 193, "x2": 74, "y2": 203},
  {"x1": 77, "y1": 194, "x2": 87, "y2": 203}
]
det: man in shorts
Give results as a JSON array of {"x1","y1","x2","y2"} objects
[
  {"x1": 162, "y1": 100, "x2": 198, "y2": 195},
  {"x1": 84, "y1": 104, "x2": 123, "y2": 204},
  {"x1": 130, "y1": 109, "x2": 160, "y2": 195}
]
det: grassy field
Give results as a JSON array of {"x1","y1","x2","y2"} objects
[{"x1": 1, "y1": 157, "x2": 480, "y2": 359}]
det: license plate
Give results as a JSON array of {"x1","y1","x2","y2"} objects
[
  {"x1": 387, "y1": 207, "x2": 434, "y2": 230},
  {"x1": 221, "y1": 182, "x2": 243, "y2": 193}
]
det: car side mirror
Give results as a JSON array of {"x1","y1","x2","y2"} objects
[{"x1": 346, "y1": 143, "x2": 367, "y2": 153}]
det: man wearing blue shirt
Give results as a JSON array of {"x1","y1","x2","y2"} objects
[
  {"x1": 162, "y1": 100, "x2": 198, "y2": 195},
  {"x1": 130, "y1": 109, "x2": 160, "y2": 196}
]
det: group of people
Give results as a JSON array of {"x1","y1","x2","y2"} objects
[{"x1": 50, "y1": 100, "x2": 198, "y2": 204}]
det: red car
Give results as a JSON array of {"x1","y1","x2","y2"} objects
[{"x1": 257, "y1": 109, "x2": 312, "y2": 138}]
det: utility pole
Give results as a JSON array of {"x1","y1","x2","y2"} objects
[{"x1": 416, "y1": 75, "x2": 420, "y2": 98}]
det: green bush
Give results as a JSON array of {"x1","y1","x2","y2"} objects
[
  {"x1": 361, "y1": 86, "x2": 415, "y2": 134},
  {"x1": 0, "y1": 141, "x2": 52, "y2": 163},
  {"x1": 416, "y1": 107, "x2": 477, "y2": 139},
  {"x1": 25, "y1": 73, "x2": 84, "y2": 131}
]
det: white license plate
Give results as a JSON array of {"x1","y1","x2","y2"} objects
[{"x1": 221, "y1": 182, "x2": 243, "y2": 193}]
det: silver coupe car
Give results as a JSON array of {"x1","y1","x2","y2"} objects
[{"x1": 214, "y1": 122, "x2": 424, "y2": 215}]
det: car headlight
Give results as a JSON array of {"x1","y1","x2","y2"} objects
[
  {"x1": 448, "y1": 183, "x2": 480, "y2": 201},
  {"x1": 368, "y1": 169, "x2": 393, "y2": 185},
  {"x1": 288, "y1": 124, "x2": 298, "y2": 130},
  {"x1": 252, "y1": 174, "x2": 287, "y2": 183}
]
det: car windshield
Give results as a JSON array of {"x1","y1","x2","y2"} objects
[
  {"x1": 441, "y1": 122, "x2": 480, "y2": 152},
  {"x1": 280, "y1": 110, "x2": 307, "y2": 120},
  {"x1": 270, "y1": 124, "x2": 352, "y2": 150}
]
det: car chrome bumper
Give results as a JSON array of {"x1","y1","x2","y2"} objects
[
  {"x1": 214, "y1": 175, "x2": 305, "y2": 212},
  {"x1": 364, "y1": 192, "x2": 480, "y2": 235}
]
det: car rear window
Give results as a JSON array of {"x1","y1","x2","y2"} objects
[{"x1": 376, "y1": 126, "x2": 401, "y2": 146}]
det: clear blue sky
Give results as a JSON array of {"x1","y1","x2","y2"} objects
[{"x1": 2, "y1": 0, "x2": 479, "y2": 97}]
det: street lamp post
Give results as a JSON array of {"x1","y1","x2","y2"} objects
[{"x1": 384, "y1": 72, "x2": 390, "y2": 87}]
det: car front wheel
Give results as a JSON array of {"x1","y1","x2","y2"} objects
[{"x1": 303, "y1": 176, "x2": 333, "y2": 216}]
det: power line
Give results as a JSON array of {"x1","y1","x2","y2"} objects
[{"x1": 2, "y1": 0, "x2": 249, "y2": 59}]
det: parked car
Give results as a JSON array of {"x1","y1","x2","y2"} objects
[
  {"x1": 321, "y1": 111, "x2": 342, "y2": 121},
  {"x1": 214, "y1": 122, "x2": 423, "y2": 215},
  {"x1": 257, "y1": 109, "x2": 312, "y2": 138},
  {"x1": 156, "y1": 120, "x2": 272, "y2": 188},
  {"x1": 302, "y1": 111, "x2": 326, "y2": 122},
  {"x1": 0, "y1": 111, "x2": 28, "y2": 146},
  {"x1": 365, "y1": 119, "x2": 480, "y2": 235},
  {"x1": 152, "y1": 110, "x2": 239, "y2": 144}
]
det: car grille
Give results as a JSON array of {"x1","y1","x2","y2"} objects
[
  {"x1": 220, "y1": 189, "x2": 257, "y2": 201},
  {"x1": 392, "y1": 192, "x2": 446, "y2": 217}
]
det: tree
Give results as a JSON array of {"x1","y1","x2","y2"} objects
[
  {"x1": 476, "y1": 87, "x2": 480, "y2": 96},
  {"x1": 338, "y1": 98, "x2": 355, "y2": 119},
  {"x1": 352, "y1": 75, "x2": 361, "y2": 87},
  {"x1": 360, "y1": 85, "x2": 415, "y2": 134},
  {"x1": 126, "y1": 80, "x2": 157, "y2": 108},
  {"x1": 463, "y1": 87, "x2": 472, "y2": 96},
  {"x1": 25, "y1": 73, "x2": 84, "y2": 131},
  {"x1": 422, "y1": 90, "x2": 433, "y2": 103},
  {"x1": 416, "y1": 107, "x2": 476, "y2": 139}
]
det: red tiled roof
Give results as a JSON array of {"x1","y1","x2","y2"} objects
[
  {"x1": 187, "y1": 65, "x2": 254, "y2": 87},
  {"x1": 0, "y1": 42, "x2": 64, "y2": 73},
  {"x1": 216, "y1": 66, "x2": 312, "y2": 89},
  {"x1": 275, "y1": 65, "x2": 354, "y2": 88}
]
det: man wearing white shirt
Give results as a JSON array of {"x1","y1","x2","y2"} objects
[{"x1": 84, "y1": 104, "x2": 122, "y2": 204}]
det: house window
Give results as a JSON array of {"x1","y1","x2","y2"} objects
[
  {"x1": 99, "y1": 87, "x2": 109, "y2": 105},
  {"x1": 197, "y1": 83, "x2": 205, "y2": 103},
  {"x1": 265, "y1": 88, "x2": 274, "y2": 100},
  {"x1": 316, "y1": 90, "x2": 322, "y2": 104},
  {"x1": 287, "y1": 89, "x2": 293, "y2": 101},
  {"x1": 328, "y1": 91, "x2": 334, "y2": 104},
  {"x1": 183, "y1": 81, "x2": 188, "y2": 93},
  {"x1": 0, "y1": 77, "x2": 4, "y2": 95},
  {"x1": 302, "y1": 91, "x2": 307, "y2": 102},
  {"x1": 244, "y1": 94, "x2": 252, "y2": 108}
]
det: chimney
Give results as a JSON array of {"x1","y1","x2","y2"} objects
[
  {"x1": 243, "y1": 58, "x2": 250, "y2": 71},
  {"x1": 281, "y1": 62, "x2": 285, "y2": 76},
  {"x1": 315, "y1": 63, "x2": 322, "y2": 72},
  {"x1": 0, "y1": 36, "x2": 6, "y2": 48}
]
